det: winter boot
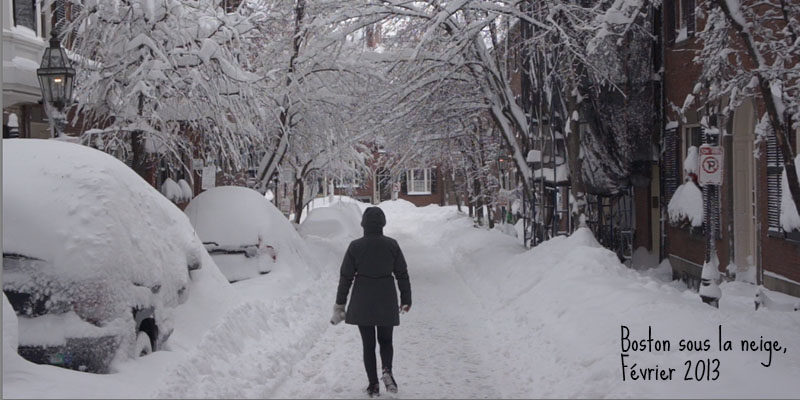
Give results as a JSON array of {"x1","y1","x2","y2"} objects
[
  {"x1": 366, "y1": 383, "x2": 380, "y2": 398},
  {"x1": 381, "y1": 368, "x2": 398, "y2": 393}
]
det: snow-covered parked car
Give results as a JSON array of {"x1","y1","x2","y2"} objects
[
  {"x1": 2, "y1": 139, "x2": 207, "y2": 373},
  {"x1": 184, "y1": 186, "x2": 304, "y2": 283},
  {"x1": 298, "y1": 200, "x2": 364, "y2": 241}
]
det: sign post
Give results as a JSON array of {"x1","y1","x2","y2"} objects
[{"x1": 698, "y1": 144, "x2": 723, "y2": 308}]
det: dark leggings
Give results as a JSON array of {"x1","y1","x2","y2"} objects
[{"x1": 358, "y1": 325, "x2": 393, "y2": 385}]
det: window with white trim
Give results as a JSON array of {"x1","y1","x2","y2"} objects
[
  {"x1": 675, "y1": 0, "x2": 695, "y2": 42},
  {"x1": 406, "y1": 168, "x2": 432, "y2": 195}
]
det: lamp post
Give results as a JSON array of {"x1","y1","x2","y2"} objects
[{"x1": 37, "y1": 29, "x2": 75, "y2": 138}]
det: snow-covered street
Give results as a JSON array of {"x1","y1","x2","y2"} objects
[
  {"x1": 4, "y1": 199, "x2": 800, "y2": 399},
  {"x1": 272, "y1": 204, "x2": 505, "y2": 399}
]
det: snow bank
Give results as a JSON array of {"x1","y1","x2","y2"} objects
[
  {"x1": 668, "y1": 180, "x2": 703, "y2": 227},
  {"x1": 155, "y1": 278, "x2": 333, "y2": 398},
  {"x1": 445, "y1": 218, "x2": 800, "y2": 398},
  {"x1": 631, "y1": 246, "x2": 659, "y2": 270},
  {"x1": 2, "y1": 139, "x2": 215, "y2": 359},
  {"x1": 493, "y1": 222, "x2": 518, "y2": 239},
  {"x1": 377, "y1": 198, "x2": 417, "y2": 212},
  {"x1": 3, "y1": 294, "x2": 21, "y2": 368},
  {"x1": 184, "y1": 186, "x2": 312, "y2": 282},
  {"x1": 780, "y1": 155, "x2": 800, "y2": 231}
]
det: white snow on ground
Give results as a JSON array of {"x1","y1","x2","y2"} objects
[{"x1": 4, "y1": 197, "x2": 800, "y2": 398}]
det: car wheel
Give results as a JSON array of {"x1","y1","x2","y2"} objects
[{"x1": 136, "y1": 331, "x2": 152, "y2": 357}]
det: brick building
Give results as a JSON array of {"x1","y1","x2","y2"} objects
[{"x1": 660, "y1": 0, "x2": 800, "y2": 296}]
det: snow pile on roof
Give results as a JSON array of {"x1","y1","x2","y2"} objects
[{"x1": 780, "y1": 155, "x2": 800, "y2": 232}]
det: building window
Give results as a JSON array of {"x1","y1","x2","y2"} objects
[
  {"x1": 13, "y1": 0, "x2": 37, "y2": 31},
  {"x1": 682, "y1": 125, "x2": 702, "y2": 179},
  {"x1": 335, "y1": 172, "x2": 363, "y2": 189},
  {"x1": 666, "y1": 0, "x2": 695, "y2": 44},
  {"x1": 406, "y1": 168, "x2": 432, "y2": 195}
]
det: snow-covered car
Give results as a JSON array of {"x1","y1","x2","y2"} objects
[
  {"x1": 2, "y1": 139, "x2": 207, "y2": 373},
  {"x1": 184, "y1": 186, "x2": 303, "y2": 283}
]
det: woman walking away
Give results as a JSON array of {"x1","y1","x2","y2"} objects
[{"x1": 330, "y1": 206, "x2": 412, "y2": 398}]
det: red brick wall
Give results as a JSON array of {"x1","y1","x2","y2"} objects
[{"x1": 666, "y1": 226, "x2": 706, "y2": 266}]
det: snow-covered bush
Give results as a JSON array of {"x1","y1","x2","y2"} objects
[
  {"x1": 668, "y1": 147, "x2": 704, "y2": 228},
  {"x1": 161, "y1": 178, "x2": 191, "y2": 204}
]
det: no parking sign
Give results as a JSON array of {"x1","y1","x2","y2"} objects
[{"x1": 699, "y1": 145, "x2": 724, "y2": 186}]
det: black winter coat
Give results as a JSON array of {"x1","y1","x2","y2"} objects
[{"x1": 336, "y1": 207, "x2": 411, "y2": 327}]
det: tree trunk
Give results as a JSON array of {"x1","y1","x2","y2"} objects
[
  {"x1": 566, "y1": 78, "x2": 587, "y2": 228},
  {"x1": 131, "y1": 93, "x2": 149, "y2": 181},
  {"x1": 474, "y1": 177, "x2": 484, "y2": 226},
  {"x1": 451, "y1": 172, "x2": 462, "y2": 212},
  {"x1": 293, "y1": 178, "x2": 305, "y2": 224},
  {"x1": 255, "y1": 0, "x2": 306, "y2": 194},
  {"x1": 131, "y1": 131, "x2": 148, "y2": 180}
]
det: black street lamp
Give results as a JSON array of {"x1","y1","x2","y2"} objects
[{"x1": 37, "y1": 29, "x2": 75, "y2": 138}]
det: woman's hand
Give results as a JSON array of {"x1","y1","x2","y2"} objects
[
  {"x1": 330, "y1": 304, "x2": 346, "y2": 325},
  {"x1": 400, "y1": 304, "x2": 411, "y2": 314}
]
